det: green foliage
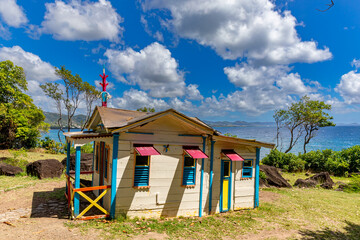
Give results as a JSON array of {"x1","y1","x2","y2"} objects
[
  {"x1": 64, "y1": 142, "x2": 94, "y2": 154},
  {"x1": 3, "y1": 148, "x2": 29, "y2": 171},
  {"x1": 38, "y1": 137, "x2": 64, "y2": 154},
  {"x1": 264, "y1": 146, "x2": 360, "y2": 176},
  {"x1": 262, "y1": 149, "x2": 305, "y2": 172},
  {"x1": 0, "y1": 60, "x2": 49, "y2": 149},
  {"x1": 343, "y1": 175, "x2": 360, "y2": 193},
  {"x1": 259, "y1": 170, "x2": 267, "y2": 180},
  {"x1": 274, "y1": 95, "x2": 335, "y2": 153},
  {"x1": 137, "y1": 107, "x2": 155, "y2": 112},
  {"x1": 224, "y1": 133, "x2": 238, "y2": 138}
]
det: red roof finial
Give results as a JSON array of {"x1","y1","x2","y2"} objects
[{"x1": 99, "y1": 65, "x2": 110, "y2": 107}]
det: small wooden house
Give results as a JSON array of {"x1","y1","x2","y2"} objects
[{"x1": 64, "y1": 107, "x2": 274, "y2": 220}]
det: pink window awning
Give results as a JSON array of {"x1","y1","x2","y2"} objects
[
  {"x1": 135, "y1": 145, "x2": 161, "y2": 156},
  {"x1": 183, "y1": 146, "x2": 209, "y2": 159},
  {"x1": 222, "y1": 149, "x2": 244, "y2": 161}
]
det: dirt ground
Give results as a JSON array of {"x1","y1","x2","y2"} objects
[{"x1": 0, "y1": 180, "x2": 293, "y2": 240}]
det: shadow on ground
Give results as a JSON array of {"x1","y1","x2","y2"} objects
[
  {"x1": 299, "y1": 221, "x2": 360, "y2": 240},
  {"x1": 31, "y1": 186, "x2": 104, "y2": 219}
]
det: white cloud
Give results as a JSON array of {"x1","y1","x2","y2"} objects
[
  {"x1": 224, "y1": 63, "x2": 309, "y2": 94},
  {"x1": 141, "y1": 0, "x2": 331, "y2": 64},
  {"x1": 0, "y1": 46, "x2": 57, "y2": 82},
  {"x1": 0, "y1": 0, "x2": 27, "y2": 27},
  {"x1": 104, "y1": 42, "x2": 186, "y2": 98},
  {"x1": 0, "y1": 46, "x2": 59, "y2": 112},
  {"x1": 336, "y1": 70, "x2": 360, "y2": 104},
  {"x1": 111, "y1": 89, "x2": 169, "y2": 111},
  {"x1": 40, "y1": 0, "x2": 123, "y2": 42},
  {"x1": 351, "y1": 59, "x2": 360, "y2": 69},
  {"x1": 186, "y1": 84, "x2": 203, "y2": 100}
]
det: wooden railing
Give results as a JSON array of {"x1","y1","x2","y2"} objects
[{"x1": 65, "y1": 172, "x2": 111, "y2": 220}]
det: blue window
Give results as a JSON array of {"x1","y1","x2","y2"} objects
[
  {"x1": 242, "y1": 159, "x2": 253, "y2": 178},
  {"x1": 182, "y1": 155, "x2": 196, "y2": 186},
  {"x1": 134, "y1": 155, "x2": 150, "y2": 187}
]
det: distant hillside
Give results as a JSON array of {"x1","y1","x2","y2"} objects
[{"x1": 44, "y1": 112, "x2": 87, "y2": 129}]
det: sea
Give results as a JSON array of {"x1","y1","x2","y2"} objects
[{"x1": 43, "y1": 126, "x2": 360, "y2": 159}]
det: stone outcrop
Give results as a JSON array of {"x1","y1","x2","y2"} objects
[
  {"x1": 260, "y1": 165, "x2": 292, "y2": 188},
  {"x1": 26, "y1": 159, "x2": 64, "y2": 179},
  {"x1": 0, "y1": 163, "x2": 23, "y2": 176}
]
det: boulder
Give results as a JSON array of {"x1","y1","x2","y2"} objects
[
  {"x1": 294, "y1": 178, "x2": 317, "y2": 188},
  {"x1": 308, "y1": 172, "x2": 335, "y2": 188},
  {"x1": 61, "y1": 153, "x2": 93, "y2": 172},
  {"x1": 294, "y1": 172, "x2": 335, "y2": 189},
  {"x1": 0, "y1": 163, "x2": 23, "y2": 176},
  {"x1": 259, "y1": 165, "x2": 292, "y2": 188},
  {"x1": 26, "y1": 159, "x2": 64, "y2": 179}
]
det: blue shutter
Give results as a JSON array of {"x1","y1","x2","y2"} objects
[
  {"x1": 242, "y1": 167, "x2": 253, "y2": 178},
  {"x1": 183, "y1": 167, "x2": 195, "y2": 185},
  {"x1": 134, "y1": 166, "x2": 149, "y2": 186}
]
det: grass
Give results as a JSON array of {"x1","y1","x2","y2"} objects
[
  {"x1": 0, "y1": 149, "x2": 65, "y2": 163},
  {"x1": 66, "y1": 188, "x2": 360, "y2": 239},
  {"x1": 0, "y1": 149, "x2": 66, "y2": 191},
  {"x1": 280, "y1": 171, "x2": 351, "y2": 186}
]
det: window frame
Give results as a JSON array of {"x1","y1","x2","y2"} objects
[
  {"x1": 181, "y1": 152, "x2": 197, "y2": 187},
  {"x1": 133, "y1": 152, "x2": 151, "y2": 189},
  {"x1": 242, "y1": 159, "x2": 253, "y2": 178}
]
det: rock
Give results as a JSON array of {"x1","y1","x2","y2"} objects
[
  {"x1": 61, "y1": 153, "x2": 93, "y2": 172},
  {"x1": 0, "y1": 163, "x2": 23, "y2": 176},
  {"x1": 259, "y1": 165, "x2": 292, "y2": 188},
  {"x1": 308, "y1": 172, "x2": 334, "y2": 189},
  {"x1": 335, "y1": 181, "x2": 347, "y2": 191},
  {"x1": 294, "y1": 172, "x2": 335, "y2": 189},
  {"x1": 26, "y1": 159, "x2": 64, "y2": 179},
  {"x1": 294, "y1": 179, "x2": 317, "y2": 188},
  {"x1": 305, "y1": 172, "x2": 310, "y2": 176},
  {"x1": 259, "y1": 175, "x2": 270, "y2": 187}
]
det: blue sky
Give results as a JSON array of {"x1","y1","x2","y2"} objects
[{"x1": 1, "y1": 0, "x2": 360, "y2": 123}]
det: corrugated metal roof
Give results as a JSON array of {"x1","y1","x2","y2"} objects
[{"x1": 97, "y1": 107, "x2": 154, "y2": 129}]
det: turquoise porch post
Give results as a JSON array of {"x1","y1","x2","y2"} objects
[
  {"x1": 110, "y1": 133, "x2": 119, "y2": 219},
  {"x1": 254, "y1": 147, "x2": 260, "y2": 208},
  {"x1": 208, "y1": 140, "x2": 215, "y2": 213},
  {"x1": 199, "y1": 136, "x2": 207, "y2": 217},
  {"x1": 74, "y1": 146, "x2": 81, "y2": 216}
]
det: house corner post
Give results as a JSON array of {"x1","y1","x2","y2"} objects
[
  {"x1": 110, "y1": 133, "x2": 119, "y2": 219},
  {"x1": 209, "y1": 140, "x2": 215, "y2": 214},
  {"x1": 74, "y1": 146, "x2": 81, "y2": 216},
  {"x1": 254, "y1": 147, "x2": 260, "y2": 208},
  {"x1": 199, "y1": 136, "x2": 207, "y2": 217}
]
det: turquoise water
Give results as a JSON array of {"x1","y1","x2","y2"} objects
[{"x1": 43, "y1": 126, "x2": 360, "y2": 159}]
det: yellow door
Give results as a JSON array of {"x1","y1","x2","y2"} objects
[{"x1": 221, "y1": 160, "x2": 231, "y2": 212}]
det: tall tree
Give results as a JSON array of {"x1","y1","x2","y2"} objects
[
  {"x1": 41, "y1": 66, "x2": 99, "y2": 140},
  {"x1": 137, "y1": 107, "x2": 155, "y2": 112},
  {"x1": 274, "y1": 95, "x2": 335, "y2": 153},
  {"x1": 0, "y1": 60, "x2": 48, "y2": 149},
  {"x1": 301, "y1": 96, "x2": 335, "y2": 153},
  {"x1": 40, "y1": 82, "x2": 63, "y2": 141}
]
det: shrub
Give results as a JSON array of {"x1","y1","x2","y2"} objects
[
  {"x1": 339, "y1": 145, "x2": 360, "y2": 173},
  {"x1": 343, "y1": 175, "x2": 360, "y2": 193},
  {"x1": 38, "y1": 137, "x2": 64, "y2": 154},
  {"x1": 262, "y1": 149, "x2": 305, "y2": 172},
  {"x1": 300, "y1": 149, "x2": 333, "y2": 172}
]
